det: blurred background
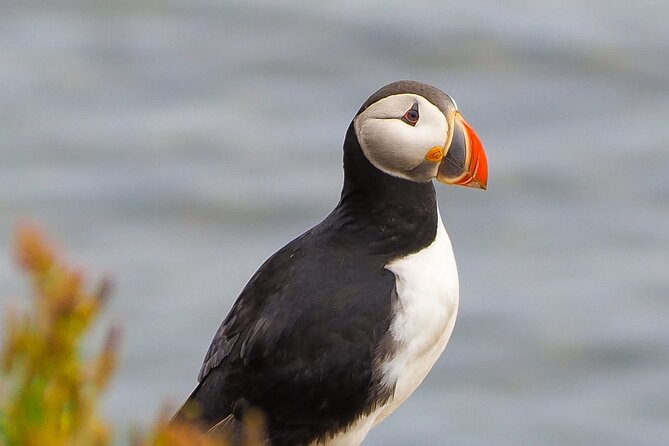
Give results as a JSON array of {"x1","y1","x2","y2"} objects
[{"x1": 1, "y1": 0, "x2": 668, "y2": 444}]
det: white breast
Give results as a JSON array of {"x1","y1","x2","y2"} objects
[
  {"x1": 374, "y1": 210, "x2": 459, "y2": 425},
  {"x1": 313, "y1": 211, "x2": 459, "y2": 446}
]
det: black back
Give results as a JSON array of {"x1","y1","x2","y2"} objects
[{"x1": 175, "y1": 81, "x2": 445, "y2": 445}]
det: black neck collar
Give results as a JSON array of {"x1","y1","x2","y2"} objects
[{"x1": 323, "y1": 123, "x2": 438, "y2": 261}]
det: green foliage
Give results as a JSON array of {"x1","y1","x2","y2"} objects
[
  {"x1": 0, "y1": 224, "x2": 262, "y2": 446},
  {"x1": 0, "y1": 224, "x2": 113, "y2": 445}
]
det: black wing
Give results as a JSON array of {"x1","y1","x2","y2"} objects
[{"x1": 175, "y1": 229, "x2": 396, "y2": 445}]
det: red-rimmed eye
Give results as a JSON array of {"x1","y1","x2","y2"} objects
[{"x1": 401, "y1": 104, "x2": 419, "y2": 126}]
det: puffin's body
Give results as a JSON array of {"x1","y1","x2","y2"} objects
[{"x1": 174, "y1": 81, "x2": 488, "y2": 445}]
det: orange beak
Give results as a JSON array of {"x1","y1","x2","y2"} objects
[{"x1": 435, "y1": 111, "x2": 488, "y2": 190}]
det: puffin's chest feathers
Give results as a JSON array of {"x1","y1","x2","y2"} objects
[{"x1": 376, "y1": 213, "x2": 459, "y2": 422}]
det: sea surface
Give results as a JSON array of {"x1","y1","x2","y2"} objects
[{"x1": 1, "y1": 1, "x2": 668, "y2": 445}]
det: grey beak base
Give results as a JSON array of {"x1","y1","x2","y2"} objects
[{"x1": 437, "y1": 116, "x2": 468, "y2": 183}]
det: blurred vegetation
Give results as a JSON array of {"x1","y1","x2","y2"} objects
[{"x1": 0, "y1": 224, "x2": 262, "y2": 446}]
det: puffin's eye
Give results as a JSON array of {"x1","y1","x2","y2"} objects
[{"x1": 401, "y1": 104, "x2": 419, "y2": 126}]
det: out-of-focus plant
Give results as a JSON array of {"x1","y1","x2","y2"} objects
[
  {"x1": 0, "y1": 224, "x2": 262, "y2": 446},
  {"x1": 0, "y1": 224, "x2": 116, "y2": 446},
  {"x1": 134, "y1": 408, "x2": 266, "y2": 446}
]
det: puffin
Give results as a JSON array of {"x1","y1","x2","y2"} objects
[{"x1": 173, "y1": 80, "x2": 488, "y2": 445}]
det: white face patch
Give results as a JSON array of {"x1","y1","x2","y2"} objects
[{"x1": 353, "y1": 94, "x2": 449, "y2": 182}]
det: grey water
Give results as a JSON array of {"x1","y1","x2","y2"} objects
[{"x1": 1, "y1": 1, "x2": 668, "y2": 444}]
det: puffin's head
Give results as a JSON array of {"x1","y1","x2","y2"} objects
[{"x1": 353, "y1": 80, "x2": 488, "y2": 189}]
